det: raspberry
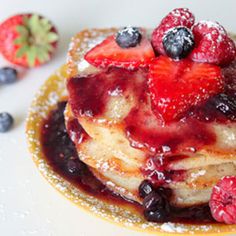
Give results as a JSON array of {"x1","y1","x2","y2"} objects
[
  {"x1": 210, "y1": 176, "x2": 236, "y2": 224},
  {"x1": 190, "y1": 21, "x2": 236, "y2": 66},
  {"x1": 151, "y1": 8, "x2": 195, "y2": 55}
]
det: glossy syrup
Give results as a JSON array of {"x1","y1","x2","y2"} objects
[
  {"x1": 62, "y1": 65, "x2": 236, "y2": 223},
  {"x1": 40, "y1": 102, "x2": 215, "y2": 224},
  {"x1": 67, "y1": 67, "x2": 147, "y2": 119},
  {"x1": 40, "y1": 101, "x2": 140, "y2": 210}
]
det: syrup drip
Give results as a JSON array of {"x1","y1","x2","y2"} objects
[{"x1": 40, "y1": 102, "x2": 215, "y2": 224}]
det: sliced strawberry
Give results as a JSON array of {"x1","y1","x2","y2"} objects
[
  {"x1": 190, "y1": 21, "x2": 236, "y2": 66},
  {"x1": 210, "y1": 176, "x2": 236, "y2": 224},
  {"x1": 84, "y1": 35, "x2": 155, "y2": 70},
  {"x1": 148, "y1": 56, "x2": 223, "y2": 122},
  {"x1": 151, "y1": 8, "x2": 195, "y2": 55}
]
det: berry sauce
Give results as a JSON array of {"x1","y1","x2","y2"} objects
[
  {"x1": 66, "y1": 64, "x2": 236, "y2": 188},
  {"x1": 67, "y1": 67, "x2": 147, "y2": 119},
  {"x1": 40, "y1": 101, "x2": 140, "y2": 210},
  {"x1": 40, "y1": 101, "x2": 216, "y2": 224}
]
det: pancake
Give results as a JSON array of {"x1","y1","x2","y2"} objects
[{"x1": 65, "y1": 28, "x2": 236, "y2": 207}]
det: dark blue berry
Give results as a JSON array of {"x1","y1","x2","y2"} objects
[
  {"x1": 163, "y1": 26, "x2": 194, "y2": 59},
  {"x1": 0, "y1": 112, "x2": 14, "y2": 132},
  {"x1": 156, "y1": 187, "x2": 172, "y2": 200},
  {"x1": 139, "y1": 180, "x2": 154, "y2": 198},
  {"x1": 211, "y1": 93, "x2": 236, "y2": 120},
  {"x1": 116, "y1": 27, "x2": 142, "y2": 48},
  {"x1": 66, "y1": 158, "x2": 86, "y2": 176},
  {"x1": 143, "y1": 191, "x2": 164, "y2": 211},
  {"x1": 144, "y1": 207, "x2": 168, "y2": 222},
  {"x1": 0, "y1": 67, "x2": 18, "y2": 84}
]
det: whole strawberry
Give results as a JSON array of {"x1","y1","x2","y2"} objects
[{"x1": 0, "y1": 14, "x2": 59, "y2": 67}]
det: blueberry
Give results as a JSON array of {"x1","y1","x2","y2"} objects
[
  {"x1": 67, "y1": 159, "x2": 80, "y2": 174},
  {"x1": 139, "y1": 180, "x2": 154, "y2": 198},
  {"x1": 211, "y1": 93, "x2": 236, "y2": 120},
  {"x1": 0, "y1": 67, "x2": 18, "y2": 84},
  {"x1": 116, "y1": 26, "x2": 142, "y2": 48},
  {"x1": 66, "y1": 158, "x2": 87, "y2": 176},
  {"x1": 0, "y1": 112, "x2": 14, "y2": 132},
  {"x1": 144, "y1": 208, "x2": 168, "y2": 222},
  {"x1": 163, "y1": 26, "x2": 194, "y2": 59},
  {"x1": 143, "y1": 191, "x2": 164, "y2": 211},
  {"x1": 156, "y1": 187, "x2": 172, "y2": 200}
]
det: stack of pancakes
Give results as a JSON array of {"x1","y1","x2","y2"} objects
[{"x1": 64, "y1": 28, "x2": 236, "y2": 207}]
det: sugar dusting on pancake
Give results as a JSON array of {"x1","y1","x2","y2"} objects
[{"x1": 65, "y1": 27, "x2": 236, "y2": 211}]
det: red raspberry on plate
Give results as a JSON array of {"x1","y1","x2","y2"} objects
[
  {"x1": 148, "y1": 56, "x2": 223, "y2": 122},
  {"x1": 190, "y1": 21, "x2": 236, "y2": 66},
  {"x1": 210, "y1": 176, "x2": 236, "y2": 224},
  {"x1": 151, "y1": 8, "x2": 195, "y2": 55}
]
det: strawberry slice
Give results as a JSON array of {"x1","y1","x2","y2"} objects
[
  {"x1": 84, "y1": 35, "x2": 155, "y2": 70},
  {"x1": 148, "y1": 56, "x2": 223, "y2": 122},
  {"x1": 210, "y1": 176, "x2": 236, "y2": 224}
]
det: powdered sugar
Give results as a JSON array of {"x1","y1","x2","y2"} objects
[
  {"x1": 26, "y1": 59, "x2": 236, "y2": 236},
  {"x1": 163, "y1": 26, "x2": 194, "y2": 46},
  {"x1": 191, "y1": 20, "x2": 236, "y2": 65},
  {"x1": 26, "y1": 27, "x2": 236, "y2": 234},
  {"x1": 161, "y1": 222, "x2": 187, "y2": 233},
  {"x1": 195, "y1": 20, "x2": 227, "y2": 45},
  {"x1": 190, "y1": 169, "x2": 206, "y2": 179},
  {"x1": 119, "y1": 26, "x2": 139, "y2": 36},
  {"x1": 170, "y1": 8, "x2": 195, "y2": 26},
  {"x1": 67, "y1": 29, "x2": 117, "y2": 75}
]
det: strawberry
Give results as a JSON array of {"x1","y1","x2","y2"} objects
[
  {"x1": 84, "y1": 35, "x2": 155, "y2": 70},
  {"x1": 190, "y1": 21, "x2": 236, "y2": 66},
  {"x1": 151, "y1": 8, "x2": 195, "y2": 55},
  {"x1": 0, "y1": 14, "x2": 59, "y2": 67},
  {"x1": 148, "y1": 56, "x2": 223, "y2": 122},
  {"x1": 210, "y1": 176, "x2": 236, "y2": 224}
]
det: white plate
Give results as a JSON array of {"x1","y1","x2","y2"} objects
[{"x1": 1, "y1": 1, "x2": 236, "y2": 235}]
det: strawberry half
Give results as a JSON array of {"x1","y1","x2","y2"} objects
[
  {"x1": 210, "y1": 176, "x2": 236, "y2": 224},
  {"x1": 84, "y1": 35, "x2": 155, "y2": 70},
  {"x1": 0, "y1": 14, "x2": 59, "y2": 67},
  {"x1": 148, "y1": 56, "x2": 223, "y2": 122}
]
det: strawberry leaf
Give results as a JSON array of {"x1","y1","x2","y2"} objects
[
  {"x1": 45, "y1": 44, "x2": 54, "y2": 52},
  {"x1": 47, "y1": 32, "x2": 59, "y2": 43},
  {"x1": 26, "y1": 46, "x2": 37, "y2": 67},
  {"x1": 14, "y1": 36, "x2": 27, "y2": 45},
  {"x1": 16, "y1": 25, "x2": 29, "y2": 37},
  {"x1": 28, "y1": 14, "x2": 40, "y2": 35},
  {"x1": 40, "y1": 18, "x2": 52, "y2": 31},
  {"x1": 13, "y1": 14, "x2": 59, "y2": 67},
  {"x1": 16, "y1": 45, "x2": 29, "y2": 58},
  {"x1": 37, "y1": 48, "x2": 49, "y2": 63}
]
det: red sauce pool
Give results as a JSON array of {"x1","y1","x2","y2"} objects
[
  {"x1": 40, "y1": 101, "x2": 140, "y2": 210},
  {"x1": 40, "y1": 101, "x2": 215, "y2": 224}
]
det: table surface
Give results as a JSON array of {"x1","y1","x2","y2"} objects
[{"x1": 1, "y1": 0, "x2": 236, "y2": 235}]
